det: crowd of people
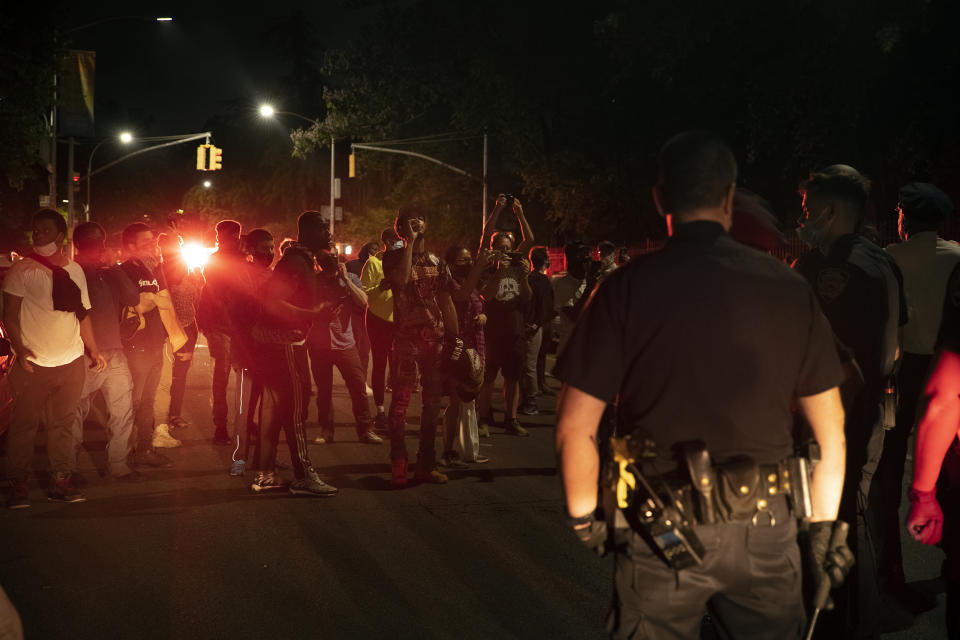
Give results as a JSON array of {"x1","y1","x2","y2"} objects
[
  {"x1": 2, "y1": 140, "x2": 958, "y2": 637},
  {"x1": 0, "y1": 194, "x2": 621, "y2": 500}
]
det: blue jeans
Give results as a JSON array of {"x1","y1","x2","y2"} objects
[{"x1": 71, "y1": 349, "x2": 134, "y2": 475}]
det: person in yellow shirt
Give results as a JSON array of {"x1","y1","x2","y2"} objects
[{"x1": 361, "y1": 227, "x2": 403, "y2": 430}]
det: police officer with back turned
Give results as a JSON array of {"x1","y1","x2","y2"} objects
[{"x1": 556, "y1": 132, "x2": 849, "y2": 639}]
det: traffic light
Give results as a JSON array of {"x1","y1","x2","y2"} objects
[
  {"x1": 71, "y1": 172, "x2": 80, "y2": 193},
  {"x1": 348, "y1": 152, "x2": 355, "y2": 178},
  {"x1": 196, "y1": 144, "x2": 210, "y2": 171},
  {"x1": 209, "y1": 146, "x2": 223, "y2": 171}
]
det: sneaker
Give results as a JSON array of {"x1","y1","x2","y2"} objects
[
  {"x1": 289, "y1": 470, "x2": 338, "y2": 497},
  {"x1": 440, "y1": 451, "x2": 468, "y2": 469},
  {"x1": 472, "y1": 455, "x2": 490, "y2": 464},
  {"x1": 229, "y1": 459, "x2": 246, "y2": 477},
  {"x1": 6, "y1": 480, "x2": 30, "y2": 509},
  {"x1": 48, "y1": 473, "x2": 87, "y2": 503},
  {"x1": 478, "y1": 422, "x2": 491, "y2": 438},
  {"x1": 213, "y1": 428, "x2": 231, "y2": 446},
  {"x1": 152, "y1": 423, "x2": 182, "y2": 448},
  {"x1": 518, "y1": 404, "x2": 539, "y2": 416},
  {"x1": 168, "y1": 416, "x2": 189, "y2": 429},
  {"x1": 111, "y1": 470, "x2": 146, "y2": 483},
  {"x1": 504, "y1": 419, "x2": 530, "y2": 437},
  {"x1": 414, "y1": 467, "x2": 448, "y2": 484},
  {"x1": 314, "y1": 430, "x2": 335, "y2": 444},
  {"x1": 251, "y1": 471, "x2": 287, "y2": 492},
  {"x1": 392, "y1": 458, "x2": 408, "y2": 488},
  {"x1": 132, "y1": 448, "x2": 174, "y2": 468},
  {"x1": 358, "y1": 430, "x2": 383, "y2": 445},
  {"x1": 539, "y1": 385, "x2": 556, "y2": 397}
]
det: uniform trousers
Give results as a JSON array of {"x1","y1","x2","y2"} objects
[
  {"x1": 6, "y1": 356, "x2": 86, "y2": 481},
  {"x1": 388, "y1": 329, "x2": 442, "y2": 471},
  {"x1": 71, "y1": 349, "x2": 134, "y2": 476},
  {"x1": 253, "y1": 343, "x2": 314, "y2": 479},
  {"x1": 819, "y1": 398, "x2": 884, "y2": 639},
  {"x1": 872, "y1": 352, "x2": 931, "y2": 592},
  {"x1": 609, "y1": 497, "x2": 803, "y2": 640}
]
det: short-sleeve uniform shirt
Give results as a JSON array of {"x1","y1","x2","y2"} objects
[
  {"x1": 556, "y1": 221, "x2": 843, "y2": 468},
  {"x1": 2, "y1": 257, "x2": 90, "y2": 367},
  {"x1": 382, "y1": 249, "x2": 451, "y2": 338},
  {"x1": 936, "y1": 262, "x2": 960, "y2": 356}
]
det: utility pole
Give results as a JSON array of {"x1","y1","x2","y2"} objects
[
  {"x1": 66, "y1": 137, "x2": 75, "y2": 227},
  {"x1": 482, "y1": 133, "x2": 488, "y2": 229},
  {"x1": 329, "y1": 137, "x2": 336, "y2": 235}
]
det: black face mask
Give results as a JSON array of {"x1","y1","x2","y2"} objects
[
  {"x1": 568, "y1": 261, "x2": 588, "y2": 280},
  {"x1": 253, "y1": 252, "x2": 273, "y2": 268},
  {"x1": 452, "y1": 263, "x2": 472, "y2": 280}
]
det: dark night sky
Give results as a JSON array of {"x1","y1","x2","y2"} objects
[{"x1": 61, "y1": 1, "x2": 391, "y2": 136}]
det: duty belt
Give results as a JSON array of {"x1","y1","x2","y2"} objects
[{"x1": 612, "y1": 438, "x2": 812, "y2": 529}]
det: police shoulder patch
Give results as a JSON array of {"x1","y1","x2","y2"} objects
[{"x1": 816, "y1": 267, "x2": 851, "y2": 303}]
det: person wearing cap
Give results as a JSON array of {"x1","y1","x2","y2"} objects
[
  {"x1": 794, "y1": 164, "x2": 908, "y2": 637},
  {"x1": 906, "y1": 259, "x2": 960, "y2": 639},
  {"x1": 877, "y1": 182, "x2": 960, "y2": 614}
]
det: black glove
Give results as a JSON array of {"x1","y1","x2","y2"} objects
[
  {"x1": 569, "y1": 513, "x2": 609, "y2": 557},
  {"x1": 807, "y1": 520, "x2": 855, "y2": 611}
]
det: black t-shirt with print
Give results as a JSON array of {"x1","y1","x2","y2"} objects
[
  {"x1": 120, "y1": 258, "x2": 168, "y2": 350},
  {"x1": 485, "y1": 263, "x2": 528, "y2": 338}
]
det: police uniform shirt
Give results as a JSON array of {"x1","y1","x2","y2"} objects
[
  {"x1": 794, "y1": 234, "x2": 906, "y2": 386},
  {"x1": 886, "y1": 232, "x2": 960, "y2": 355},
  {"x1": 556, "y1": 221, "x2": 843, "y2": 468},
  {"x1": 936, "y1": 262, "x2": 960, "y2": 356}
]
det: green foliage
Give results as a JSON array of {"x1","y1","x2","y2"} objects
[
  {"x1": 293, "y1": 0, "x2": 960, "y2": 242},
  {"x1": 0, "y1": 10, "x2": 59, "y2": 189}
]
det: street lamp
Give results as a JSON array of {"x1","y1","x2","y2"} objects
[
  {"x1": 85, "y1": 131, "x2": 134, "y2": 220},
  {"x1": 203, "y1": 180, "x2": 212, "y2": 188},
  {"x1": 258, "y1": 103, "x2": 335, "y2": 234}
]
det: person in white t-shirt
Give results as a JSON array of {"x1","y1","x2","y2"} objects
[{"x1": 2, "y1": 209, "x2": 105, "y2": 509}]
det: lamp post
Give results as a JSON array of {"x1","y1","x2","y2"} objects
[
  {"x1": 258, "y1": 104, "x2": 334, "y2": 234},
  {"x1": 52, "y1": 16, "x2": 173, "y2": 224},
  {"x1": 85, "y1": 131, "x2": 133, "y2": 220}
]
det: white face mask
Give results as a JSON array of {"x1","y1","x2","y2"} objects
[
  {"x1": 389, "y1": 240, "x2": 404, "y2": 250},
  {"x1": 34, "y1": 241, "x2": 59, "y2": 257}
]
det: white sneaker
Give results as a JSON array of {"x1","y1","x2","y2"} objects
[{"x1": 152, "y1": 423, "x2": 182, "y2": 448}]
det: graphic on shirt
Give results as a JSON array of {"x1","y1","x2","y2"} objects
[
  {"x1": 496, "y1": 275, "x2": 520, "y2": 302},
  {"x1": 816, "y1": 268, "x2": 850, "y2": 303}
]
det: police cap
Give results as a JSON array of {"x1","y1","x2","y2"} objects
[{"x1": 899, "y1": 182, "x2": 954, "y2": 224}]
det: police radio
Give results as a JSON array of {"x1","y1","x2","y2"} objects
[{"x1": 610, "y1": 431, "x2": 705, "y2": 570}]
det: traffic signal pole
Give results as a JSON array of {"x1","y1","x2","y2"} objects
[
  {"x1": 83, "y1": 132, "x2": 212, "y2": 219},
  {"x1": 330, "y1": 137, "x2": 335, "y2": 235}
]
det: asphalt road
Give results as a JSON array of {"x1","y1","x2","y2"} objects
[{"x1": 0, "y1": 339, "x2": 949, "y2": 639}]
